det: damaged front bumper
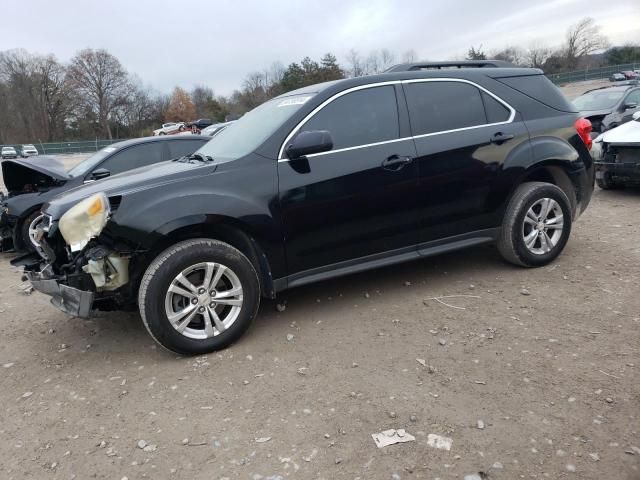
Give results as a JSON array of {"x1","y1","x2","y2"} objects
[
  {"x1": 24, "y1": 267, "x2": 94, "y2": 318},
  {"x1": 15, "y1": 214, "x2": 131, "y2": 319}
]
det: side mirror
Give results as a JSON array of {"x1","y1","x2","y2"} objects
[
  {"x1": 90, "y1": 168, "x2": 111, "y2": 180},
  {"x1": 286, "y1": 130, "x2": 333, "y2": 159},
  {"x1": 624, "y1": 102, "x2": 638, "y2": 110},
  {"x1": 633, "y1": 111, "x2": 640, "y2": 121}
]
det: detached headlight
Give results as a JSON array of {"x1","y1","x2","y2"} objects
[{"x1": 58, "y1": 192, "x2": 110, "y2": 252}]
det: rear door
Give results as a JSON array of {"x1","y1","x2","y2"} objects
[
  {"x1": 402, "y1": 79, "x2": 528, "y2": 245},
  {"x1": 278, "y1": 84, "x2": 420, "y2": 277}
]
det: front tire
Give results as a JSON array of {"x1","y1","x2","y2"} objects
[
  {"x1": 19, "y1": 211, "x2": 41, "y2": 252},
  {"x1": 497, "y1": 182, "x2": 572, "y2": 267},
  {"x1": 139, "y1": 239, "x2": 260, "y2": 355}
]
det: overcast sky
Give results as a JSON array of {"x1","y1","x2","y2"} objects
[{"x1": 2, "y1": 0, "x2": 639, "y2": 96}]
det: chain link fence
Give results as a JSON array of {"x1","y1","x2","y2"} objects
[
  {"x1": 548, "y1": 63, "x2": 640, "y2": 85},
  {"x1": 0, "y1": 138, "x2": 130, "y2": 157}
]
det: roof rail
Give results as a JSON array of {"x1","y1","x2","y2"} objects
[{"x1": 385, "y1": 60, "x2": 516, "y2": 73}]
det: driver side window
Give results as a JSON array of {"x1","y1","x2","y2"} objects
[
  {"x1": 299, "y1": 85, "x2": 400, "y2": 151},
  {"x1": 625, "y1": 90, "x2": 640, "y2": 106},
  {"x1": 96, "y1": 143, "x2": 164, "y2": 177}
]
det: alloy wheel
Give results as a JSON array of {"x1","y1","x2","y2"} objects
[
  {"x1": 164, "y1": 262, "x2": 243, "y2": 340},
  {"x1": 522, "y1": 198, "x2": 564, "y2": 255}
]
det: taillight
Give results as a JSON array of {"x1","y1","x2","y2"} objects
[{"x1": 574, "y1": 118, "x2": 592, "y2": 151}]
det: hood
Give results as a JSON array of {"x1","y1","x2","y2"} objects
[
  {"x1": 44, "y1": 159, "x2": 217, "y2": 220},
  {"x1": 598, "y1": 120, "x2": 640, "y2": 146},
  {"x1": 1, "y1": 156, "x2": 69, "y2": 194}
]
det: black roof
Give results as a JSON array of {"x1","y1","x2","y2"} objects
[
  {"x1": 280, "y1": 64, "x2": 542, "y2": 99},
  {"x1": 385, "y1": 60, "x2": 516, "y2": 72}
]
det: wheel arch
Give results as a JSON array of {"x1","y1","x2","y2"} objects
[
  {"x1": 511, "y1": 161, "x2": 578, "y2": 218},
  {"x1": 134, "y1": 215, "x2": 277, "y2": 300}
]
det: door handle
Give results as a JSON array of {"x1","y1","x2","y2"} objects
[
  {"x1": 490, "y1": 132, "x2": 515, "y2": 144},
  {"x1": 382, "y1": 155, "x2": 413, "y2": 171}
]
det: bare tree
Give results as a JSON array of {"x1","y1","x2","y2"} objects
[
  {"x1": 380, "y1": 49, "x2": 396, "y2": 70},
  {"x1": 565, "y1": 17, "x2": 609, "y2": 68},
  {"x1": 491, "y1": 46, "x2": 526, "y2": 65},
  {"x1": 67, "y1": 48, "x2": 131, "y2": 139},
  {"x1": 37, "y1": 55, "x2": 73, "y2": 141},
  {"x1": 365, "y1": 51, "x2": 381, "y2": 74},
  {"x1": 401, "y1": 49, "x2": 417, "y2": 63},
  {"x1": 345, "y1": 49, "x2": 365, "y2": 77},
  {"x1": 526, "y1": 42, "x2": 552, "y2": 69},
  {"x1": 0, "y1": 50, "x2": 42, "y2": 141}
]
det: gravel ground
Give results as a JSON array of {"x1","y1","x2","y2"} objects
[
  {"x1": 1, "y1": 82, "x2": 639, "y2": 479},
  {"x1": 0, "y1": 187, "x2": 639, "y2": 480}
]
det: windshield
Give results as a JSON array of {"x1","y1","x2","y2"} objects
[
  {"x1": 196, "y1": 94, "x2": 314, "y2": 161},
  {"x1": 573, "y1": 90, "x2": 625, "y2": 111},
  {"x1": 67, "y1": 146, "x2": 117, "y2": 177}
]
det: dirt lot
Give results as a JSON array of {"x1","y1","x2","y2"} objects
[
  {"x1": 1, "y1": 82, "x2": 639, "y2": 479},
  {"x1": 1, "y1": 185, "x2": 639, "y2": 480}
]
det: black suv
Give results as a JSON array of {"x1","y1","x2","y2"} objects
[
  {"x1": 573, "y1": 81, "x2": 640, "y2": 133},
  {"x1": 1, "y1": 136, "x2": 209, "y2": 252},
  {"x1": 17, "y1": 61, "x2": 594, "y2": 355}
]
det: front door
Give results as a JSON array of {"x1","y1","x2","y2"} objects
[{"x1": 278, "y1": 84, "x2": 420, "y2": 278}]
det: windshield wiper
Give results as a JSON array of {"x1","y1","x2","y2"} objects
[{"x1": 175, "y1": 153, "x2": 214, "y2": 164}]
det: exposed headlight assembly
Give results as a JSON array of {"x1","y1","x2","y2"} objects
[{"x1": 58, "y1": 192, "x2": 110, "y2": 252}]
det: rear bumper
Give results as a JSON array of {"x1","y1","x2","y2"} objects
[{"x1": 24, "y1": 268, "x2": 94, "y2": 318}]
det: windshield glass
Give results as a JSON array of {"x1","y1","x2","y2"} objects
[
  {"x1": 573, "y1": 90, "x2": 625, "y2": 111},
  {"x1": 196, "y1": 94, "x2": 314, "y2": 161},
  {"x1": 67, "y1": 146, "x2": 117, "y2": 177}
]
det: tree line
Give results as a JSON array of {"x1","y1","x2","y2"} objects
[{"x1": 0, "y1": 16, "x2": 638, "y2": 145}]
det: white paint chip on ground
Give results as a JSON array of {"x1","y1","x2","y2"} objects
[
  {"x1": 371, "y1": 429, "x2": 416, "y2": 448},
  {"x1": 427, "y1": 433, "x2": 453, "y2": 451}
]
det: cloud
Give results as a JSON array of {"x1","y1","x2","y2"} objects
[{"x1": 2, "y1": 0, "x2": 638, "y2": 95}]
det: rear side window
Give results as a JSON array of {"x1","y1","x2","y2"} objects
[
  {"x1": 98, "y1": 142, "x2": 164, "y2": 176},
  {"x1": 482, "y1": 92, "x2": 511, "y2": 123},
  {"x1": 299, "y1": 85, "x2": 399, "y2": 150},
  {"x1": 168, "y1": 139, "x2": 208, "y2": 159},
  {"x1": 496, "y1": 74, "x2": 576, "y2": 113},
  {"x1": 404, "y1": 81, "x2": 486, "y2": 135}
]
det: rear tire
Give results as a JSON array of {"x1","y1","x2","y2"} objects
[
  {"x1": 497, "y1": 182, "x2": 572, "y2": 267},
  {"x1": 139, "y1": 239, "x2": 260, "y2": 355}
]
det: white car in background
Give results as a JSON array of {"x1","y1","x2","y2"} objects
[
  {"x1": 592, "y1": 111, "x2": 640, "y2": 189},
  {"x1": 1, "y1": 146, "x2": 17, "y2": 159},
  {"x1": 152, "y1": 122, "x2": 185, "y2": 136},
  {"x1": 21, "y1": 144, "x2": 38, "y2": 157}
]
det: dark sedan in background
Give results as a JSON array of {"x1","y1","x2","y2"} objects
[
  {"x1": 1, "y1": 135, "x2": 209, "y2": 252},
  {"x1": 573, "y1": 82, "x2": 640, "y2": 134}
]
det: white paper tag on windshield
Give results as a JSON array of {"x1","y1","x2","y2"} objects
[{"x1": 277, "y1": 96, "x2": 312, "y2": 107}]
